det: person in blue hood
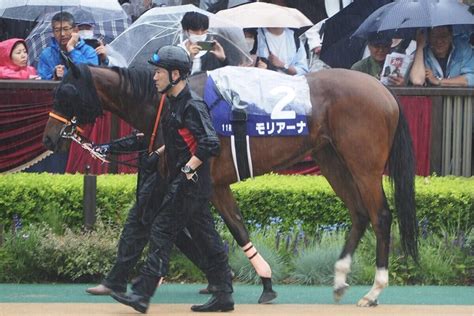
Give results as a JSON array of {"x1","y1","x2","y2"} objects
[{"x1": 37, "y1": 11, "x2": 98, "y2": 80}]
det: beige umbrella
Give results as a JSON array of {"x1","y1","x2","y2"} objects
[{"x1": 216, "y1": 2, "x2": 313, "y2": 28}]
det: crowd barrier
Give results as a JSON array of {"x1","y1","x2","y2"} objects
[{"x1": 1, "y1": 80, "x2": 473, "y2": 176}]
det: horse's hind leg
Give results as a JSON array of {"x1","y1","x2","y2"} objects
[
  {"x1": 211, "y1": 184, "x2": 277, "y2": 304},
  {"x1": 318, "y1": 145, "x2": 392, "y2": 307},
  {"x1": 314, "y1": 145, "x2": 371, "y2": 302},
  {"x1": 356, "y1": 187, "x2": 392, "y2": 307}
]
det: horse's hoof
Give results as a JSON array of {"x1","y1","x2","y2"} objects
[
  {"x1": 333, "y1": 284, "x2": 349, "y2": 303},
  {"x1": 258, "y1": 289, "x2": 277, "y2": 304},
  {"x1": 357, "y1": 297, "x2": 378, "y2": 307}
]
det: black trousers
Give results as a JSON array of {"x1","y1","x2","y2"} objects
[
  {"x1": 102, "y1": 176, "x2": 218, "y2": 293},
  {"x1": 132, "y1": 175, "x2": 233, "y2": 298}
]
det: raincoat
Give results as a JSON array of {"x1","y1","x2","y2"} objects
[{"x1": 0, "y1": 38, "x2": 37, "y2": 79}]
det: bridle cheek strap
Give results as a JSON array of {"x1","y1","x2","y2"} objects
[
  {"x1": 149, "y1": 93, "x2": 167, "y2": 153},
  {"x1": 48, "y1": 112, "x2": 85, "y2": 134}
]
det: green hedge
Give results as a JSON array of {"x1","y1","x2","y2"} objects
[{"x1": 0, "y1": 173, "x2": 472, "y2": 234}]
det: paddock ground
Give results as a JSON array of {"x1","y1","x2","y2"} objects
[{"x1": 0, "y1": 284, "x2": 472, "y2": 316}]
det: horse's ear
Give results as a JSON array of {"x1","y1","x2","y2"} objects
[
  {"x1": 69, "y1": 61, "x2": 80, "y2": 79},
  {"x1": 59, "y1": 50, "x2": 80, "y2": 79}
]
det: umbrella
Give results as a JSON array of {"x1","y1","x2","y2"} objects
[
  {"x1": 215, "y1": 2, "x2": 313, "y2": 28},
  {"x1": 108, "y1": 4, "x2": 252, "y2": 68},
  {"x1": 25, "y1": 8, "x2": 129, "y2": 67},
  {"x1": 353, "y1": 0, "x2": 474, "y2": 38},
  {"x1": 0, "y1": 0, "x2": 128, "y2": 23},
  {"x1": 319, "y1": 0, "x2": 391, "y2": 69}
]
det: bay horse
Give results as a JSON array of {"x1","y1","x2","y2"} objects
[{"x1": 42, "y1": 64, "x2": 417, "y2": 307}]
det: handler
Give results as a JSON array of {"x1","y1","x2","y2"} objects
[
  {"x1": 86, "y1": 132, "x2": 216, "y2": 301},
  {"x1": 111, "y1": 45, "x2": 234, "y2": 314}
]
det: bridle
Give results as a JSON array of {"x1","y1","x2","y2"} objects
[
  {"x1": 48, "y1": 93, "x2": 167, "y2": 166},
  {"x1": 48, "y1": 111, "x2": 109, "y2": 163}
]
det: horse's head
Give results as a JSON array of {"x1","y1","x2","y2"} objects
[{"x1": 43, "y1": 64, "x2": 103, "y2": 152}]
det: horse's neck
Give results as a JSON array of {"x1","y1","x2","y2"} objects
[{"x1": 92, "y1": 67, "x2": 153, "y2": 134}]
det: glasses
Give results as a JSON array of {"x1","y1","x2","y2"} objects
[{"x1": 53, "y1": 26, "x2": 74, "y2": 34}]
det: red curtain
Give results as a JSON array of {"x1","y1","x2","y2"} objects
[
  {"x1": 0, "y1": 89, "x2": 52, "y2": 172},
  {"x1": 65, "y1": 113, "x2": 137, "y2": 174},
  {"x1": 0, "y1": 88, "x2": 137, "y2": 174},
  {"x1": 399, "y1": 96, "x2": 432, "y2": 176}
]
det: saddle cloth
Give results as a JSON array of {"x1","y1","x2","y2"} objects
[{"x1": 203, "y1": 66, "x2": 311, "y2": 137}]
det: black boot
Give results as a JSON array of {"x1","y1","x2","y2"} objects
[
  {"x1": 111, "y1": 291, "x2": 150, "y2": 314},
  {"x1": 191, "y1": 292, "x2": 234, "y2": 312}
]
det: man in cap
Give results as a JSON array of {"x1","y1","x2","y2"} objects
[
  {"x1": 110, "y1": 45, "x2": 234, "y2": 314},
  {"x1": 351, "y1": 32, "x2": 405, "y2": 86}
]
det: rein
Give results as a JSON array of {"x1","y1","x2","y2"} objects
[
  {"x1": 50, "y1": 93, "x2": 167, "y2": 167},
  {"x1": 49, "y1": 111, "x2": 109, "y2": 163}
]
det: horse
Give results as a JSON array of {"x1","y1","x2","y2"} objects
[{"x1": 42, "y1": 64, "x2": 418, "y2": 307}]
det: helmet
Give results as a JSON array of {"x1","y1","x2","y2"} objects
[{"x1": 148, "y1": 45, "x2": 192, "y2": 77}]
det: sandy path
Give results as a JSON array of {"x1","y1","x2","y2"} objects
[{"x1": 0, "y1": 303, "x2": 472, "y2": 316}]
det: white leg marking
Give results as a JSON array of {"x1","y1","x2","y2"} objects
[
  {"x1": 334, "y1": 255, "x2": 352, "y2": 290},
  {"x1": 242, "y1": 242, "x2": 272, "y2": 278},
  {"x1": 358, "y1": 268, "x2": 388, "y2": 306}
]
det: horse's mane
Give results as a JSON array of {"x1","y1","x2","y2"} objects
[
  {"x1": 111, "y1": 66, "x2": 157, "y2": 108},
  {"x1": 53, "y1": 64, "x2": 158, "y2": 125}
]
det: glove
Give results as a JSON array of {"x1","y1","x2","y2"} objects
[
  {"x1": 92, "y1": 144, "x2": 110, "y2": 155},
  {"x1": 141, "y1": 151, "x2": 160, "y2": 171}
]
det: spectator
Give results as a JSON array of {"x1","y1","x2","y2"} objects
[
  {"x1": 76, "y1": 21, "x2": 122, "y2": 66},
  {"x1": 0, "y1": 38, "x2": 38, "y2": 79},
  {"x1": 351, "y1": 33, "x2": 405, "y2": 86},
  {"x1": 37, "y1": 11, "x2": 98, "y2": 80},
  {"x1": 301, "y1": 18, "x2": 331, "y2": 72},
  {"x1": 410, "y1": 26, "x2": 474, "y2": 87},
  {"x1": 255, "y1": 27, "x2": 309, "y2": 75},
  {"x1": 243, "y1": 28, "x2": 257, "y2": 56},
  {"x1": 179, "y1": 11, "x2": 228, "y2": 75}
]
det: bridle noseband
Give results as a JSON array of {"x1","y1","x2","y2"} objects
[{"x1": 48, "y1": 111, "x2": 109, "y2": 163}]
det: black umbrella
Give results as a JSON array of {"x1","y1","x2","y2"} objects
[
  {"x1": 319, "y1": 0, "x2": 392, "y2": 69},
  {"x1": 353, "y1": 0, "x2": 474, "y2": 38}
]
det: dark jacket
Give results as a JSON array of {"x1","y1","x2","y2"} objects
[
  {"x1": 105, "y1": 132, "x2": 162, "y2": 223},
  {"x1": 162, "y1": 85, "x2": 220, "y2": 198}
]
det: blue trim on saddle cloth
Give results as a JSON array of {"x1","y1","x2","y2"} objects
[{"x1": 203, "y1": 76, "x2": 309, "y2": 137}]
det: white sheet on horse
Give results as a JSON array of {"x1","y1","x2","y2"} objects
[{"x1": 207, "y1": 66, "x2": 311, "y2": 117}]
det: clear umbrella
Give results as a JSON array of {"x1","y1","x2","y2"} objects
[
  {"x1": 109, "y1": 4, "x2": 252, "y2": 68},
  {"x1": 0, "y1": 0, "x2": 128, "y2": 22}
]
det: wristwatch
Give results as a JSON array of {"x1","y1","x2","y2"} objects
[
  {"x1": 181, "y1": 165, "x2": 195, "y2": 174},
  {"x1": 283, "y1": 63, "x2": 289, "y2": 70}
]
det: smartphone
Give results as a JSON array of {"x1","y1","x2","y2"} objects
[{"x1": 197, "y1": 41, "x2": 215, "y2": 51}]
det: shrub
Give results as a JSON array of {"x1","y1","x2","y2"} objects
[
  {"x1": 1, "y1": 173, "x2": 472, "y2": 236},
  {"x1": 289, "y1": 232, "x2": 346, "y2": 285}
]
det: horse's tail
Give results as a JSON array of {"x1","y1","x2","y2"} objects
[{"x1": 388, "y1": 92, "x2": 418, "y2": 262}]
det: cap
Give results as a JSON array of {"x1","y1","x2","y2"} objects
[{"x1": 368, "y1": 33, "x2": 392, "y2": 46}]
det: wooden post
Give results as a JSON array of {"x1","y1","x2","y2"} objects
[
  {"x1": 83, "y1": 165, "x2": 97, "y2": 230},
  {"x1": 0, "y1": 224, "x2": 4, "y2": 247}
]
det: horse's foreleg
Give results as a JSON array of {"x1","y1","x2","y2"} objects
[
  {"x1": 211, "y1": 185, "x2": 277, "y2": 304},
  {"x1": 357, "y1": 194, "x2": 392, "y2": 307}
]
